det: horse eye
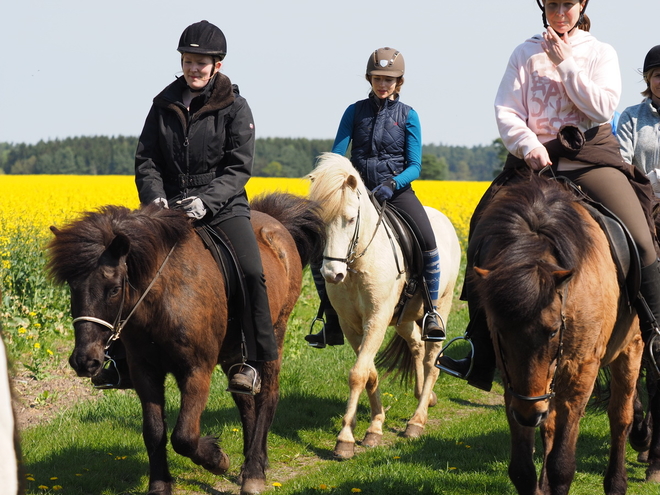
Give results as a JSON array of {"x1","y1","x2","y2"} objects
[
  {"x1": 549, "y1": 329, "x2": 558, "y2": 339},
  {"x1": 109, "y1": 286, "x2": 121, "y2": 298}
]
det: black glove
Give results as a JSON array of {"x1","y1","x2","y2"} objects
[{"x1": 372, "y1": 179, "x2": 396, "y2": 203}]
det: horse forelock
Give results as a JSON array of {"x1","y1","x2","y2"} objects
[
  {"x1": 472, "y1": 176, "x2": 593, "y2": 323},
  {"x1": 308, "y1": 153, "x2": 366, "y2": 222},
  {"x1": 47, "y1": 204, "x2": 192, "y2": 286}
]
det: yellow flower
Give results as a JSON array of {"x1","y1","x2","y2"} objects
[
  {"x1": 18, "y1": 327, "x2": 26, "y2": 334},
  {"x1": 272, "y1": 481, "x2": 282, "y2": 488},
  {"x1": 319, "y1": 484, "x2": 328, "y2": 489},
  {"x1": 50, "y1": 477, "x2": 58, "y2": 480},
  {"x1": 351, "y1": 489, "x2": 362, "y2": 493},
  {"x1": 53, "y1": 486, "x2": 63, "y2": 490},
  {"x1": 33, "y1": 343, "x2": 41, "y2": 349},
  {"x1": 38, "y1": 486, "x2": 49, "y2": 490},
  {"x1": 47, "y1": 349, "x2": 54, "y2": 355}
]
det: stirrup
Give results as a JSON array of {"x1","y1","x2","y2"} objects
[
  {"x1": 421, "y1": 310, "x2": 446, "y2": 342},
  {"x1": 306, "y1": 316, "x2": 329, "y2": 349},
  {"x1": 434, "y1": 335, "x2": 475, "y2": 379},
  {"x1": 226, "y1": 362, "x2": 261, "y2": 396},
  {"x1": 92, "y1": 353, "x2": 122, "y2": 390},
  {"x1": 647, "y1": 328, "x2": 660, "y2": 377}
]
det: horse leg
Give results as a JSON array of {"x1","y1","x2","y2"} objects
[
  {"x1": 603, "y1": 341, "x2": 642, "y2": 494},
  {"x1": 506, "y1": 405, "x2": 542, "y2": 494},
  {"x1": 629, "y1": 378, "x2": 652, "y2": 455},
  {"x1": 335, "y1": 332, "x2": 385, "y2": 460},
  {"x1": 362, "y1": 362, "x2": 384, "y2": 448},
  {"x1": 171, "y1": 367, "x2": 230, "y2": 476},
  {"x1": 231, "y1": 359, "x2": 281, "y2": 495},
  {"x1": 134, "y1": 375, "x2": 173, "y2": 495},
  {"x1": 402, "y1": 325, "x2": 442, "y2": 438}
]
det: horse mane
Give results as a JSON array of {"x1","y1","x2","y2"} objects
[
  {"x1": 250, "y1": 192, "x2": 326, "y2": 266},
  {"x1": 472, "y1": 174, "x2": 595, "y2": 322},
  {"x1": 47, "y1": 204, "x2": 193, "y2": 287},
  {"x1": 307, "y1": 153, "x2": 366, "y2": 222}
]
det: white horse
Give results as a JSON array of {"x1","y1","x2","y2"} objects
[{"x1": 308, "y1": 153, "x2": 461, "y2": 459}]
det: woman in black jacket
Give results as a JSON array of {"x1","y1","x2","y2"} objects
[{"x1": 132, "y1": 20, "x2": 276, "y2": 395}]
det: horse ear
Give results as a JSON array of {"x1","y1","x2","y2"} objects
[
  {"x1": 107, "y1": 234, "x2": 131, "y2": 260},
  {"x1": 474, "y1": 266, "x2": 490, "y2": 279},
  {"x1": 346, "y1": 174, "x2": 358, "y2": 190},
  {"x1": 50, "y1": 226, "x2": 60, "y2": 236},
  {"x1": 552, "y1": 269, "x2": 574, "y2": 288}
]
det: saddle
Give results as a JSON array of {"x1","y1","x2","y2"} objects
[
  {"x1": 368, "y1": 195, "x2": 433, "y2": 324},
  {"x1": 559, "y1": 177, "x2": 641, "y2": 305},
  {"x1": 194, "y1": 224, "x2": 251, "y2": 338}
]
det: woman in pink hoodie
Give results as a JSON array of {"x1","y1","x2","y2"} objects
[{"x1": 437, "y1": 0, "x2": 660, "y2": 390}]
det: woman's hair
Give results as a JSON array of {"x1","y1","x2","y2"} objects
[
  {"x1": 642, "y1": 67, "x2": 660, "y2": 98},
  {"x1": 365, "y1": 75, "x2": 405, "y2": 95}
]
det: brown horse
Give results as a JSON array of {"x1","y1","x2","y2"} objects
[
  {"x1": 46, "y1": 193, "x2": 324, "y2": 495},
  {"x1": 470, "y1": 172, "x2": 643, "y2": 494}
]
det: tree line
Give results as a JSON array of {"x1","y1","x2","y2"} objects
[{"x1": 0, "y1": 136, "x2": 506, "y2": 181}]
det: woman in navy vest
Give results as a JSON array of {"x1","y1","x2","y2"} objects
[{"x1": 305, "y1": 47, "x2": 444, "y2": 348}]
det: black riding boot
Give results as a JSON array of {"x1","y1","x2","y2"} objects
[
  {"x1": 305, "y1": 262, "x2": 344, "y2": 347},
  {"x1": 435, "y1": 308, "x2": 496, "y2": 391},
  {"x1": 638, "y1": 260, "x2": 660, "y2": 374}
]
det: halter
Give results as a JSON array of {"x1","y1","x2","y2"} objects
[
  {"x1": 322, "y1": 189, "x2": 388, "y2": 269},
  {"x1": 72, "y1": 242, "x2": 178, "y2": 350},
  {"x1": 497, "y1": 285, "x2": 567, "y2": 403}
]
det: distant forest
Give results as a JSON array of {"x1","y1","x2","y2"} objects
[{"x1": 0, "y1": 136, "x2": 507, "y2": 181}]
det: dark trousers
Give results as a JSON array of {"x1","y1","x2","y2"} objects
[
  {"x1": 215, "y1": 215, "x2": 278, "y2": 362},
  {"x1": 389, "y1": 186, "x2": 437, "y2": 251}
]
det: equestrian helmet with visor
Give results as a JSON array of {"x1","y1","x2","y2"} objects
[
  {"x1": 366, "y1": 47, "x2": 405, "y2": 77},
  {"x1": 177, "y1": 20, "x2": 227, "y2": 60}
]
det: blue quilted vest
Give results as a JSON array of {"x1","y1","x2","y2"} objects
[{"x1": 350, "y1": 93, "x2": 411, "y2": 190}]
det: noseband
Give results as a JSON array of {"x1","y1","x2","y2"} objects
[
  {"x1": 497, "y1": 285, "x2": 567, "y2": 403},
  {"x1": 72, "y1": 242, "x2": 178, "y2": 349}
]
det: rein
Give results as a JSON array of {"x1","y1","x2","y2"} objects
[
  {"x1": 498, "y1": 285, "x2": 567, "y2": 403},
  {"x1": 322, "y1": 189, "x2": 389, "y2": 269},
  {"x1": 72, "y1": 242, "x2": 178, "y2": 349}
]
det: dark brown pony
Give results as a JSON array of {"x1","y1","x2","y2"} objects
[
  {"x1": 470, "y1": 172, "x2": 643, "y2": 495},
  {"x1": 46, "y1": 193, "x2": 324, "y2": 495}
]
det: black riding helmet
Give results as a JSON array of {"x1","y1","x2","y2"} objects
[
  {"x1": 177, "y1": 20, "x2": 227, "y2": 60},
  {"x1": 644, "y1": 45, "x2": 660, "y2": 74},
  {"x1": 535, "y1": 0, "x2": 590, "y2": 36}
]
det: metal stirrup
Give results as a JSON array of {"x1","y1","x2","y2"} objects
[{"x1": 434, "y1": 335, "x2": 475, "y2": 379}]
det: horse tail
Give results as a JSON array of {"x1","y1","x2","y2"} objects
[
  {"x1": 375, "y1": 332, "x2": 415, "y2": 385},
  {"x1": 250, "y1": 192, "x2": 326, "y2": 267}
]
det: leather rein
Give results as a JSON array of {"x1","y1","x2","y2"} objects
[{"x1": 72, "y1": 242, "x2": 178, "y2": 350}]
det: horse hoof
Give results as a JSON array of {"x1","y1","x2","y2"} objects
[
  {"x1": 428, "y1": 391, "x2": 438, "y2": 407},
  {"x1": 205, "y1": 451, "x2": 230, "y2": 475},
  {"x1": 646, "y1": 466, "x2": 660, "y2": 483},
  {"x1": 638, "y1": 450, "x2": 649, "y2": 463},
  {"x1": 333, "y1": 440, "x2": 355, "y2": 460},
  {"x1": 403, "y1": 424, "x2": 424, "y2": 438},
  {"x1": 241, "y1": 478, "x2": 266, "y2": 494},
  {"x1": 362, "y1": 432, "x2": 382, "y2": 448}
]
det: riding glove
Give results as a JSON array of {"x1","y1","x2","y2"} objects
[
  {"x1": 178, "y1": 196, "x2": 207, "y2": 219},
  {"x1": 153, "y1": 197, "x2": 168, "y2": 209},
  {"x1": 372, "y1": 179, "x2": 396, "y2": 203}
]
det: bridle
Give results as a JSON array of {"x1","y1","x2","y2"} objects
[
  {"x1": 72, "y1": 242, "x2": 177, "y2": 350},
  {"x1": 322, "y1": 188, "x2": 388, "y2": 270},
  {"x1": 497, "y1": 285, "x2": 567, "y2": 403}
]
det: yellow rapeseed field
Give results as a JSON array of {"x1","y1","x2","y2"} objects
[{"x1": 0, "y1": 175, "x2": 488, "y2": 246}]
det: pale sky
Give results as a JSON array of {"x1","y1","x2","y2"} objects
[{"x1": 1, "y1": 0, "x2": 656, "y2": 147}]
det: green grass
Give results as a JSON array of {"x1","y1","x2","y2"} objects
[{"x1": 12, "y1": 268, "x2": 660, "y2": 494}]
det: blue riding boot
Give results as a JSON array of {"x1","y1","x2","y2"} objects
[{"x1": 421, "y1": 248, "x2": 445, "y2": 341}]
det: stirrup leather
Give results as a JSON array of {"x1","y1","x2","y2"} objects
[
  {"x1": 421, "y1": 310, "x2": 446, "y2": 342},
  {"x1": 647, "y1": 327, "x2": 660, "y2": 377},
  {"x1": 226, "y1": 362, "x2": 261, "y2": 396},
  {"x1": 306, "y1": 316, "x2": 329, "y2": 348},
  {"x1": 434, "y1": 335, "x2": 475, "y2": 379}
]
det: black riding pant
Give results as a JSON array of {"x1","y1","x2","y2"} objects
[
  {"x1": 389, "y1": 186, "x2": 437, "y2": 251},
  {"x1": 215, "y1": 215, "x2": 278, "y2": 362}
]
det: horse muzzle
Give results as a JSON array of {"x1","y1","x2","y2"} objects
[
  {"x1": 510, "y1": 402, "x2": 550, "y2": 428},
  {"x1": 69, "y1": 347, "x2": 105, "y2": 378}
]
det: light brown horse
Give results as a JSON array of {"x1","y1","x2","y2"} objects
[
  {"x1": 46, "y1": 193, "x2": 324, "y2": 495},
  {"x1": 470, "y1": 172, "x2": 643, "y2": 494}
]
